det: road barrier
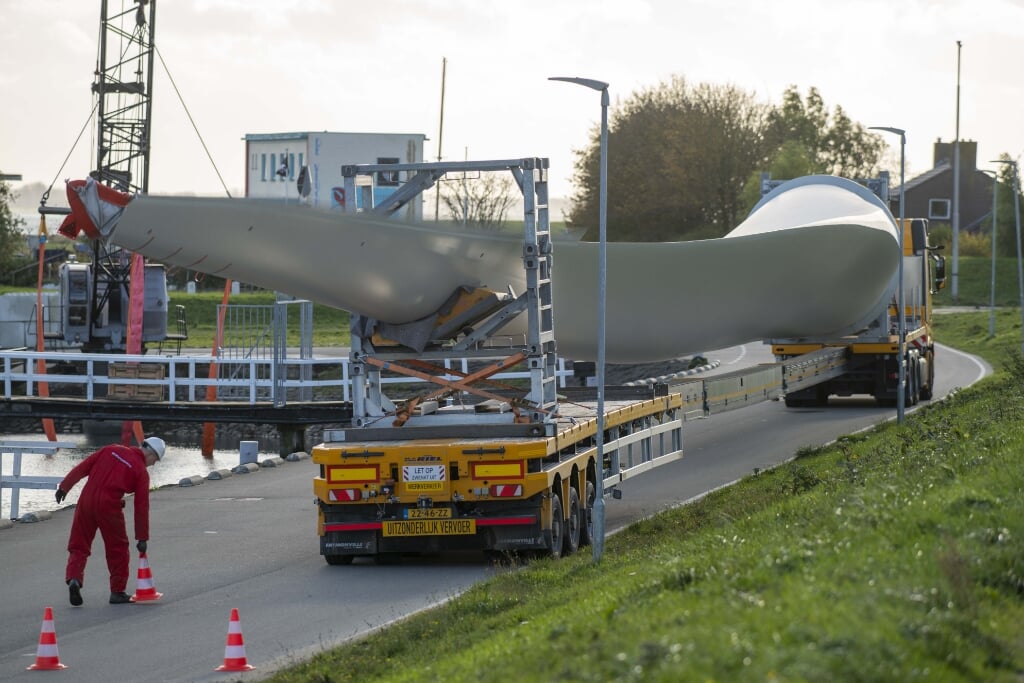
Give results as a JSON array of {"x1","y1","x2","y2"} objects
[
  {"x1": 1, "y1": 440, "x2": 77, "y2": 520},
  {"x1": 1, "y1": 349, "x2": 571, "y2": 405}
]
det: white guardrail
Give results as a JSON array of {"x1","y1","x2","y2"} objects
[
  {"x1": 0, "y1": 349, "x2": 571, "y2": 405},
  {"x1": 1, "y1": 440, "x2": 78, "y2": 520}
]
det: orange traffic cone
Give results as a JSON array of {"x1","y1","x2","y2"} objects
[
  {"x1": 27, "y1": 606, "x2": 67, "y2": 670},
  {"x1": 215, "y1": 608, "x2": 255, "y2": 671},
  {"x1": 130, "y1": 552, "x2": 163, "y2": 602}
]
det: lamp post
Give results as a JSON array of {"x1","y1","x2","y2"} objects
[
  {"x1": 952, "y1": 40, "x2": 963, "y2": 301},
  {"x1": 870, "y1": 126, "x2": 906, "y2": 424},
  {"x1": 980, "y1": 168, "x2": 999, "y2": 337},
  {"x1": 994, "y1": 159, "x2": 1024, "y2": 355},
  {"x1": 550, "y1": 75, "x2": 609, "y2": 561}
]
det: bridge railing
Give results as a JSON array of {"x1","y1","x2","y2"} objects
[{"x1": 0, "y1": 350, "x2": 571, "y2": 405}]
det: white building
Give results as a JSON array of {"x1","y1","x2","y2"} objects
[{"x1": 243, "y1": 131, "x2": 428, "y2": 221}]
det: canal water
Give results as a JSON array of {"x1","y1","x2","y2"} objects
[{"x1": 1, "y1": 426, "x2": 295, "y2": 520}]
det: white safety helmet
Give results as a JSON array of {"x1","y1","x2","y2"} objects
[{"x1": 143, "y1": 436, "x2": 166, "y2": 461}]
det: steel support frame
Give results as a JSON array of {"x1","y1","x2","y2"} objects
[{"x1": 341, "y1": 158, "x2": 558, "y2": 427}]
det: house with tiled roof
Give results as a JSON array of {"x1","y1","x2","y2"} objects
[{"x1": 895, "y1": 139, "x2": 995, "y2": 232}]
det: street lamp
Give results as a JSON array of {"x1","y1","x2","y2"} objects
[
  {"x1": 550, "y1": 75, "x2": 609, "y2": 561},
  {"x1": 980, "y1": 168, "x2": 999, "y2": 337},
  {"x1": 870, "y1": 126, "x2": 906, "y2": 424},
  {"x1": 993, "y1": 158, "x2": 1024, "y2": 355}
]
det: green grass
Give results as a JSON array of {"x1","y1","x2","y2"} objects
[
  {"x1": 164, "y1": 291, "x2": 351, "y2": 349},
  {"x1": 933, "y1": 308, "x2": 1024, "y2": 374},
  {"x1": 932, "y1": 256, "x2": 1022, "y2": 308},
  {"x1": 260, "y1": 316, "x2": 1024, "y2": 682}
]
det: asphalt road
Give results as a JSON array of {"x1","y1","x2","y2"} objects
[{"x1": 0, "y1": 343, "x2": 990, "y2": 683}]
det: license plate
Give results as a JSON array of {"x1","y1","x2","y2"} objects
[
  {"x1": 406, "y1": 508, "x2": 452, "y2": 519},
  {"x1": 382, "y1": 519, "x2": 476, "y2": 537}
]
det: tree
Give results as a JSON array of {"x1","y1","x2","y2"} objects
[
  {"x1": 568, "y1": 76, "x2": 775, "y2": 241},
  {"x1": 439, "y1": 173, "x2": 518, "y2": 230},
  {"x1": 765, "y1": 86, "x2": 885, "y2": 178},
  {"x1": 0, "y1": 177, "x2": 27, "y2": 279}
]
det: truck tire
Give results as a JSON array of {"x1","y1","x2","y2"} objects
[
  {"x1": 920, "y1": 350, "x2": 935, "y2": 400},
  {"x1": 564, "y1": 487, "x2": 581, "y2": 556},
  {"x1": 324, "y1": 554, "x2": 354, "y2": 566},
  {"x1": 910, "y1": 362, "x2": 920, "y2": 406},
  {"x1": 547, "y1": 492, "x2": 564, "y2": 560},
  {"x1": 579, "y1": 479, "x2": 596, "y2": 547}
]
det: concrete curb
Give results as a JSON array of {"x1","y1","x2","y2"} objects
[
  {"x1": 17, "y1": 510, "x2": 53, "y2": 523},
  {"x1": 6, "y1": 446, "x2": 314, "y2": 524},
  {"x1": 260, "y1": 456, "x2": 286, "y2": 468},
  {"x1": 623, "y1": 359, "x2": 722, "y2": 387}
]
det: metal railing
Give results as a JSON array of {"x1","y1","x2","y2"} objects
[
  {"x1": 1, "y1": 440, "x2": 77, "y2": 520},
  {"x1": 1, "y1": 349, "x2": 571, "y2": 405}
]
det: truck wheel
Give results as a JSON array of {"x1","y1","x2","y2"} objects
[
  {"x1": 920, "y1": 351, "x2": 935, "y2": 400},
  {"x1": 547, "y1": 492, "x2": 564, "y2": 559},
  {"x1": 324, "y1": 554, "x2": 354, "y2": 566},
  {"x1": 564, "y1": 488, "x2": 581, "y2": 556},
  {"x1": 905, "y1": 361, "x2": 919, "y2": 406},
  {"x1": 579, "y1": 479, "x2": 596, "y2": 547}
]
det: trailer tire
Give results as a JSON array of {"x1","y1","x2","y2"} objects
[
  {"x1": 547, "y1": 492, "x2": 564, "y2": 560},
  {"x1": 920, "y1": 350, "x2": 935, "y2": 400},
  {"x1": 324, "y1": 554, "x2": 354, "y2": 566},
  {"x1": 906, "y1": 358, "x2": 919, "y2": 406},
  {"x1": 579, "y1": 479, "x2": 596, "y2": 547},
  {"x1": 564, "y1": 487, "x2": 581, "y2": 556}
]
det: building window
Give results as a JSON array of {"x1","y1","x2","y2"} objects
[
  {"x1": 928, "y1": 198, "x2": 951, "y2": 220},
  {"x1": 261, "y1": 154, "x2": 267, "y2": 181},
  {"x1": 288, "y1": 153, "x2": 296, "y2": 180},
  {"x1": 270, "y1": 154, "x2": 277, "y2": 181},
  {"x1": 377, "y1": 157, "x2": 400, "y2": 186}
]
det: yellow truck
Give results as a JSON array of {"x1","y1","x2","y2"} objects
[{"x1": 772, "y1": 217, "x2": 946, "y2": 407}]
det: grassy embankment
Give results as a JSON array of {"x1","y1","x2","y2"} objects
[{"x1": 257, "y1": 290, "x2": 1023, "y2": 681}]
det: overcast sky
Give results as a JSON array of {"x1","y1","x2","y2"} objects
[{"x1": 3, "y1": 0, "x2": 1022, "y2": 208}]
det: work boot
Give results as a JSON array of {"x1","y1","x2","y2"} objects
[
  {"x1": 109, "y1": 591, "x2": 132, "y2": 604},
  {"x1": 68, "y1": 579, "x2": 83, "y2": 607}
]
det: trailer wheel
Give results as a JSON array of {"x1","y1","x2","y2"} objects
[
  {"x1": 564, "y1": 487, "x2": 581, "y2": 556},
  {"x1": 906, "y1": 359, "x2": 919, "y2": 406},
  {"x1": 547, "y1": 492, "x2": 564, "y2": 559},
  {"x1": 920, "y1": 350, "x2": 935, "y2": 400},
  {"x1": 324, "y1": 554, "x2": 354, "y2": 566},
  {"x1": 579, "y1": 479, "x2": 596, "y2": 547}
]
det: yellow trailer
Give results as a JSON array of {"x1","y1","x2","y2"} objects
[{"x1": 313, "y1": 392, "x2": 688, "y2": 563}]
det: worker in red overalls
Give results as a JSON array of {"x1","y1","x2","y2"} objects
[{"x1": 55, "y1": 436, "x2": 165, "y2": 606}]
